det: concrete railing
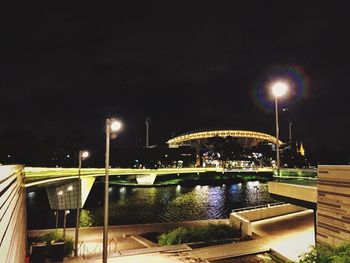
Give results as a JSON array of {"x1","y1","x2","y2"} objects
[
  {"x1": 230, "y1": 203, "x2": 305, "y2": 237},
  {"x1": 0, "y1": 165, "x2": 26, "y2": 263},
  {"x1": 268, "y1": 181, "x2": 317, "y2": 203}
]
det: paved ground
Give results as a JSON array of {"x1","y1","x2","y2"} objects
[
  {"x1": 29, "y1": 219, "x2": 228, "y2": 259},
  {"x1": 252, "y1": 209, "x2": 315, "y2": 262},
  {"x1": 191, "y1": 239, "x2": 269, "y2": 261},
  {"x1": 29, "y1": 211, "x2": 315, "y2": 262}
]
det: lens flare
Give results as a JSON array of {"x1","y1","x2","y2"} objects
[{"x1": 252, "y1": 65, "x2": 310, "y2": 112}]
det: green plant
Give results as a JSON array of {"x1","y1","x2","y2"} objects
[
  {"x1": 158, "y1": 224, "x2": 239, "y2": 246},
  {"x1": 79, "y1": 209, "x2": 95, "y2": 227},
  {"x1": 28, "y1": 231, "x2": 74, "y2": 257},
  {"x1": 299, "y1": 243, "x2": 350, "y2": 263}
]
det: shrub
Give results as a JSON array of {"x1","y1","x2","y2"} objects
[
  {"x1": 29, "y1": 231, "x2": 74, "y2": 257},
  {"x1": 299, "y1": 243, "x2": 350, "y2": 263},
  {"x1": 79, "y1": 209, "x2": 95, "y2": 227},
  {"x1": 158, "y1": 224, "x2": 239, "y2": 246}
]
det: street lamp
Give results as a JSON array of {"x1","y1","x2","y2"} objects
[
  {"x1": 74, "y1": 150, "x2": 89, "y2": 257},
  {"x1": 58, "y1": 186, "x2": 73, "y2": 240},
  {"x1": 271, "y1": 81, "x2": 288, "y2": 177},
  {"x1": 54, "y1": 210, "x2": 59, "y2": 232},
  {"x1": 103, "y1": 118, "x2": 122, "y2": 263}
]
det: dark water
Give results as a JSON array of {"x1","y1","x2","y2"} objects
[{"x1": 26, "y1": 181, "x2": 276, "y2": 230}]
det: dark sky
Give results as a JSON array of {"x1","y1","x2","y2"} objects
[{"x1": 1, "y1": 1, "x2": 350, "y2": 150}]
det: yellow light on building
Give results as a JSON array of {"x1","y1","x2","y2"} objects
[{"x1": 299, "y1": 142, "x2": 305, "y2": 156}]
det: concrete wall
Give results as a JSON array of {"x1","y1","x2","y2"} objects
[
  {"x1": 136, "y1": 174, "x2": 157, "y2": 185},
  {"x1": 0, "y1": 165, "x2": 26, "y2": 263},
  {"x1": 268, "y1": 181, "x2": 317, "y2": 203},
  {"x1": 230, "y1": 204, "x2": 305, "y2": 236},
  {"x1": 317, "y1": 165, "x2": 350, "y2": 246}
]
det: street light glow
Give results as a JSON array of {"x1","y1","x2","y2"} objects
[
  {"x1": 110, "y1": 119, "x2": 122, "y2": 132},
  {"x1": 81, "y1": 151, "x2": 89, "y2": 159},
  {"x1": 272, "y1": 81, "x2": 288, "y2": 97},
  {"x1": 271, "y1": 80, "x2": 290, "y2": 177}
]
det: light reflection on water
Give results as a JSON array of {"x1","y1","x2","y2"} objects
[
  {"x1": 83, "y1": 181, "x2": 275, "y2": 226},
  {"x1": 26, "y1": 181, "x2": 276, "y2": 229}
]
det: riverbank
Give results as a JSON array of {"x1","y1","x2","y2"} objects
[{"x1": 28, "y1": 210, "x2": 315, "y2": 262}]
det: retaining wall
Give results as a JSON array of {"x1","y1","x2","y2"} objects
[
  {"x1": 0, "y1": 165, "x2": 26, "y2": 263},
  {"x1": 317, "y1": 165, "x2": 350, "y2": 246},
  {"x1": 230, "y1": 203, "x2": 305, "y2": 237}
]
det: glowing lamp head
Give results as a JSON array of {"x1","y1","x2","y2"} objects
[
  {"x1": 81, "y1": 151, "x2": 89, "y2": 159},
  {"x1": 110, "y1": 120, "x2": 122, "y2": 132},
  {"x1": 272, "y1": 81, "x2": 288, "y2": 98}
]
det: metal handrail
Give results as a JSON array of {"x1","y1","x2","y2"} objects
[
  {"x1": 107, "y1": 236, "x2": 119, "y2": 254},
  {"x1": 78, "y1": 236, "x2": 119, "y2": 258},
  {"x1": 78, "y1": 240, "x2": 85, "y2": 258},
  {"x1": 85, "y1": 243, "x2": 102, "y2": 256},
  {"x1": 232, "y1": 202, "x2": 285, "y2": 213}
]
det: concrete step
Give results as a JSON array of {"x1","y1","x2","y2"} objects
[
  {"x1": 130, "y1": 234, "x2": 159, "y2": 248},
  {"x1": 120, "y1": 244, "x2": 192, "y2": 256}
]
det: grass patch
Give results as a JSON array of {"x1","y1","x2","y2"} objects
[{"x1": 158, "y1": 224, "x2": 240, "y2": 246}]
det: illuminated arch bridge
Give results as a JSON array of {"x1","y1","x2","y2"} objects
[{"x1": 167, "y1": 129, "x2": 283, "y2": 148}]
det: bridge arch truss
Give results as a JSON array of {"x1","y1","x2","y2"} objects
[{"x1": 167, "y1": 130, "x2": 282, "y2": 148}]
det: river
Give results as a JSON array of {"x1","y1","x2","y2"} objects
[{"x1": 26, "y1": 181, "x2": 276, "y2": 230}]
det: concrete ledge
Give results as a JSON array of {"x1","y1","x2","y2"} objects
[
  {"x1": 208, "y1": 248, "x2": 270, "y2": 261},
  {"x1": 130, "y1": 235, "x2": 158, "y2": 248},
  {"x1": 120, "y1": 244, "x2": 191, "y2": 256},
  {"x1": 230, "y1": 204, "x2": 305, "y2": 237},
  {"x1": 270, "y1": 248, "x2": 293, "y2": 263},
  {"x1": 136, "y1": 174, "x2": 157, "y2": 185},
  {"x1": 268, "y1": 181, "x2": 317, "y2": 203}
]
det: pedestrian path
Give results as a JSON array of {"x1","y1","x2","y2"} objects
[
  {"x1": 58, "y1": 211, "x2": 314, "y2": 262},
  {"x1": 191, "y1": 239, "x2": 270, "y2": 261}
]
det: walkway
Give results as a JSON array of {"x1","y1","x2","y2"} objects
[
  {"x1": 29, "y1": 211, "x2": 315, "y2": 262},
  {"x1": 252, "y1": 209, "x2": 315, "y2": 262}
]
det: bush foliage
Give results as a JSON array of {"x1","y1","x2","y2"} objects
[
  {"x1": 158, "y1": 223, "x2": 239, "y2": 246},
  {"x1": 299, "y1": 243, "x2": 350, "y2": 263},
  {"x1": 79, "y1": 209, "x2": 95, "y2": 227},
  {"x1": 29, "y1": 231, "x2": 74, "y2": 257}
]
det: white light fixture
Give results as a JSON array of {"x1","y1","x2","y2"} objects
[
  {"x1": 272, "y1": 81, "x2": 288, "y2": 98},
  {"x1": 81, "y1": 151, "x2": 89, "y2": 159},
  {"x1": 110, "y1": 119, "x2": 122, "y2": 132}
]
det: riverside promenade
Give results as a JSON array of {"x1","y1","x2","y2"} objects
[{"x1": 28, "y1": 210, "x2": 314, "y2": 262}]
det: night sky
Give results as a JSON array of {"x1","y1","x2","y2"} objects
[{"x1": 1, "y1": 2, "x2": 350, "y2": 154}]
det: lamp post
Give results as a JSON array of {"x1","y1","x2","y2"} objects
[
  {"x1": 271, "y1": 81, "x2": 288, "y2": 177},
  {"x1": 74, "y1": 150, "x2": 89, "y2": 257},
  {"x1": 54, "y1": 210, "x2": 58, "y2": 232},
  {"x1": 103, "y1": 118, "x2": 122, "y2": 263},
  {"x1": 58, "y1": 185, "x2": 73, "y2": 240}
]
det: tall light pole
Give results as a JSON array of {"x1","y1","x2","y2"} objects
[
  {"x1": 271, "y1": 81, "x2": 288, "y2": 177},
  {"x1": 74, "y1": 150, "x2": 89, "y2": 257},
  {"x1": 289, "y1": 121, "x2": 293, "y2": 143},
  {"x1": 54, "y1": 210, "x2": 58, "y2": 232},
  {"x1": 103, "y1": 118, "x2": 122, "y2": 263},
  {"x1": 145, "y1": 117, "x2": 150, "y2": 148},
  {"x1": 58, "y1": 185, "x2": 73, "y2": 240}
]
